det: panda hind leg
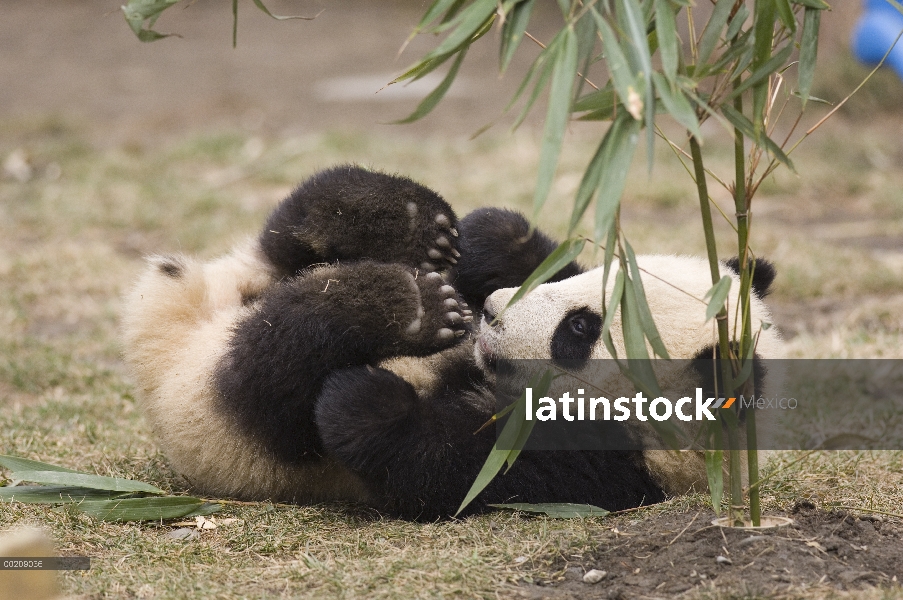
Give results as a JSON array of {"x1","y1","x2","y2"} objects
[
  {"x1": 315, "y1": 365, "x2": 487, "y2": 520},
  {"x1": 260, "y1": 165, "x2": 460, "y2": 276}
]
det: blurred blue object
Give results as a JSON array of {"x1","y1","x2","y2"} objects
[{"x1": 852, "y1": 0, "x2": 903, "y2": 80}]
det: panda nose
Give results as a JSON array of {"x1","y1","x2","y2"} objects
[{"x1": 482, "y1": 304, "x2": 499, "y2": 327}]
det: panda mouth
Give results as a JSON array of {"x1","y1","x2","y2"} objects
[{"x1": 477, "y1": 335, "x2": 499, "y2": 372}]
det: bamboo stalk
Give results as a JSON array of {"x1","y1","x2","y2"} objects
[{"x1": 690, "y1": 135, "x2": 742, "y2": 523}]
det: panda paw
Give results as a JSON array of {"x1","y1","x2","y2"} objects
[
  {"x1": 405, "y1": 271, "x2": 472, "y2": 351},
  {"x1": 408, "y1": 204, "x2": 461, "y2": 273}
]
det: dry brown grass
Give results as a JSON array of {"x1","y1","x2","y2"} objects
[{"x1": 1, "y1": 114, "x2": 903, "y2": 598}]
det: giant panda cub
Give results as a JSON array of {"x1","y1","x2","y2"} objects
[{"x1": 122, "y1": 165, "x2": 782, "y2": 521}]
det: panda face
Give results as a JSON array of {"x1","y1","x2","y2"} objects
[{"x1": 474, "y1": 255, "x2": 783, "y2": 372}]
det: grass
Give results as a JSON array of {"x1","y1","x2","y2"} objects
[{"x1": 2, "y1": 113, "x2": 903, "y2": 598}]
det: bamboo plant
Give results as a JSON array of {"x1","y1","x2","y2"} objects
[
  {"x1": 393, "y1": 0, "x2": 832, "y2": 526},
  {"x1": 119, "y1": 0, "x2": 903, "y2": 526}
]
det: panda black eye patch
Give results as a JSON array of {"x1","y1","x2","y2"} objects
[{"x1": 551, "y1": 307, "x2": 602, "y2": 367}]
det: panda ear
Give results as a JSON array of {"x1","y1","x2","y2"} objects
[{"x1": 724, "y1": 257, "x2": 776, "y2": 298}]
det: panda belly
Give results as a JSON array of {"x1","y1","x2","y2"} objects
[{"x1": 141, "y1": 305, "x2": 370, "y2": 504}]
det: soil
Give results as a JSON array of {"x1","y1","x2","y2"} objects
[{"x1": 519, "y1": 503, "x2": 903, "y2": 599}]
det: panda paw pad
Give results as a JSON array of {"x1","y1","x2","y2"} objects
[
  {"x1": 413, "y1": 272, "x2": 471, "y2": 348},
  {"x1": 412, "y1": 212, "x2": 461, "y2": 273}
]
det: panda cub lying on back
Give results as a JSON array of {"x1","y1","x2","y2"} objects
[{"x1": 122, "y1": 165, "x2": 782, "y2": 521}]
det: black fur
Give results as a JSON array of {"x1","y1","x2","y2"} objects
[
  {"x1": 724, "y1": 257, "x2": 776, "y2": 298},
  {"x1": 260, "y1": 165, "x2": 461, "y2": 277},
  {"x1": 551, "y1": 308, "x2": 603, "y2": 367},
  {"x1": 215, "y1": 261, "x2": 469, "y2": 466},
  {"x1": 454, "y1": 208, "x2": 583, "y2": 309},
  {"x1": 315, "y1": 364, "x2": 665, "y2": 520},
  {"x1": 211, "y1": 168, "x2": 673, "y2": 519}
]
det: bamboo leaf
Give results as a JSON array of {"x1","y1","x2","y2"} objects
[
  {"x1": 420, "y1": 0, "x2": 496, "y2": 63},
  {"x1": 570, "y1": 136, "x2": 608, "y2": 234},
  {"x1": 504, "y1": 238, "x2": 586, "y2": 309},
  {"x1": 500, "y1": 0, "x2": 536, "y2": 73},
  {"x1": 532, "y1": 26, "x2": 578, "y2": 220},
  {"x1": 721, "y1": 104, "x2": 795, "y2": 170},
  {"x1": 395, "y1": 16, "x2": 493, "y2": 84},
  {"x1": 0, "y1": 486, "x2": 130, "y2": 504},
  {"x1": 232, "y1": 0, "x2": 238, "y2": 47},
  {"x1": 703, "y1": 276, "x2": 732, "y2": 322},
  {"x1": 727, "y1": 43, "x2": 793, "y2": 100},
  {"x1": 455, "y1": 448, "x2": 508, "y2": 517},
  {"x1": 592, "y1": 8, "x2": 639, "y2": 119},
  {"x1": 10, "y1": 471, "x2": 165, "y2": 494},
  {"x1": 455, "y1": 370, "x2": 550, "y2": 516},
  {"x1": 121, "y1": 0, "x2": 179, "y2": 42},
  {"x1": 250, "y1": 0, "x2": 319, "y2": 21},
  {"x1": 593, "y1": 114, "x2": 641, "y2": 243},
  {"x1": 394, "y1": 54, "x2": 455, "y2": 84},
  {"x1": 797, "y1": 7, "x2": 821, "y2": 108},
  {"x1": 775, "y1": 0, "x2": 797, "y2": 34},
  {"x1": 697, "y1": 0, "x2": 734, "y2": 66},
  {"x1": 705, "y1": 448, "x2": 724, "y2": 515},
  {"x1": 651, "y1": 72, "x2": 701, "y2": 139},
  {"x1": 620, "y1": 277, "x2": 649, "y2": 362},
  {"x1": 726, "y1": 4, "x2": 750, "y2": 41},
  {"x1": 77, "y1": 497, "x2": 220, "y2": 522},
  {"x1": 509, "y1": 36, "x2": 557, "y2": 129},
  {"x1": 394, "y1": 49, "x2": 468, "y2": 124},
  {"x1": 0, "y1": 455, "x2": 79, "y2": 474},
  {"x1": 415, "y1": 0, "x2": 463, "y2": 32},
  {"x1": 751, "y1": 0, "x2": 777, "y2": 135},
  {"x1": 489, "y1": 503, "x2": 610, "y2": 518},
  {"x1": 654, "y1": 0, "x2": 679, "y2": 82},
  {"x1": 505, "y1": 369, "x2": 552, "y2": 468},
  {"x1": 617, "y1": 0, "x2": 655, "y2": 164},
  {"x1": 601, "y1": 270, "x2": 625, "y2": 360},
  {"x1": 573, "y1": 85, "x2": 616, "y2": 114},
  {"x1": 624, "y1": 242, "x2": 670, "y2": 359}
]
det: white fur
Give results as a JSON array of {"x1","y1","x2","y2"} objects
[{"x1": 121, "y1": 239, "x2": 370, "y2": 502}]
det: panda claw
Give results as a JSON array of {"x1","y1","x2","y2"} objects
[
  {"x1": 446, "y1": 256, "x2": 458, "y2": 265},
  {"x1": 449, "y1": 227, "x2": 459, "y2": 237},
  {"x1": 462, "y1": 315, "x2": 473, "y2": 323},
  {"x1": 428, "y1": 249, "x2": 443, "y2": 260},
  {"x1": 462, "y1": 309, "x2": 472, "y2": 316},
  {"x1": 451, "y1": 248, "x2": 461, "y2": 258},
  {"x1": 437, "y1": 328, "x2": 454, "y2": 341},
  {"x1": 454, "y1": 330, "x2": 466, "y2": 337}
]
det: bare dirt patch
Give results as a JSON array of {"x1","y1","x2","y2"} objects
[{"x1": 518, "y1": 504, "x2": 903, "y2": 599}]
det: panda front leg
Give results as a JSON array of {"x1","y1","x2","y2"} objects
[
  {"x1": 454, "y1": 208, "x2": 584, "y2": 309},
  {"x1": 214, "y1": 261, "x2": 470, "y2": 466},
  {"x1": 259, "y1": 165, "x2": 461, "y2": 276}
]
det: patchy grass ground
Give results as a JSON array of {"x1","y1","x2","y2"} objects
[{"x1": 2, "y1": 114, "x2": 903, "y2": 599}]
